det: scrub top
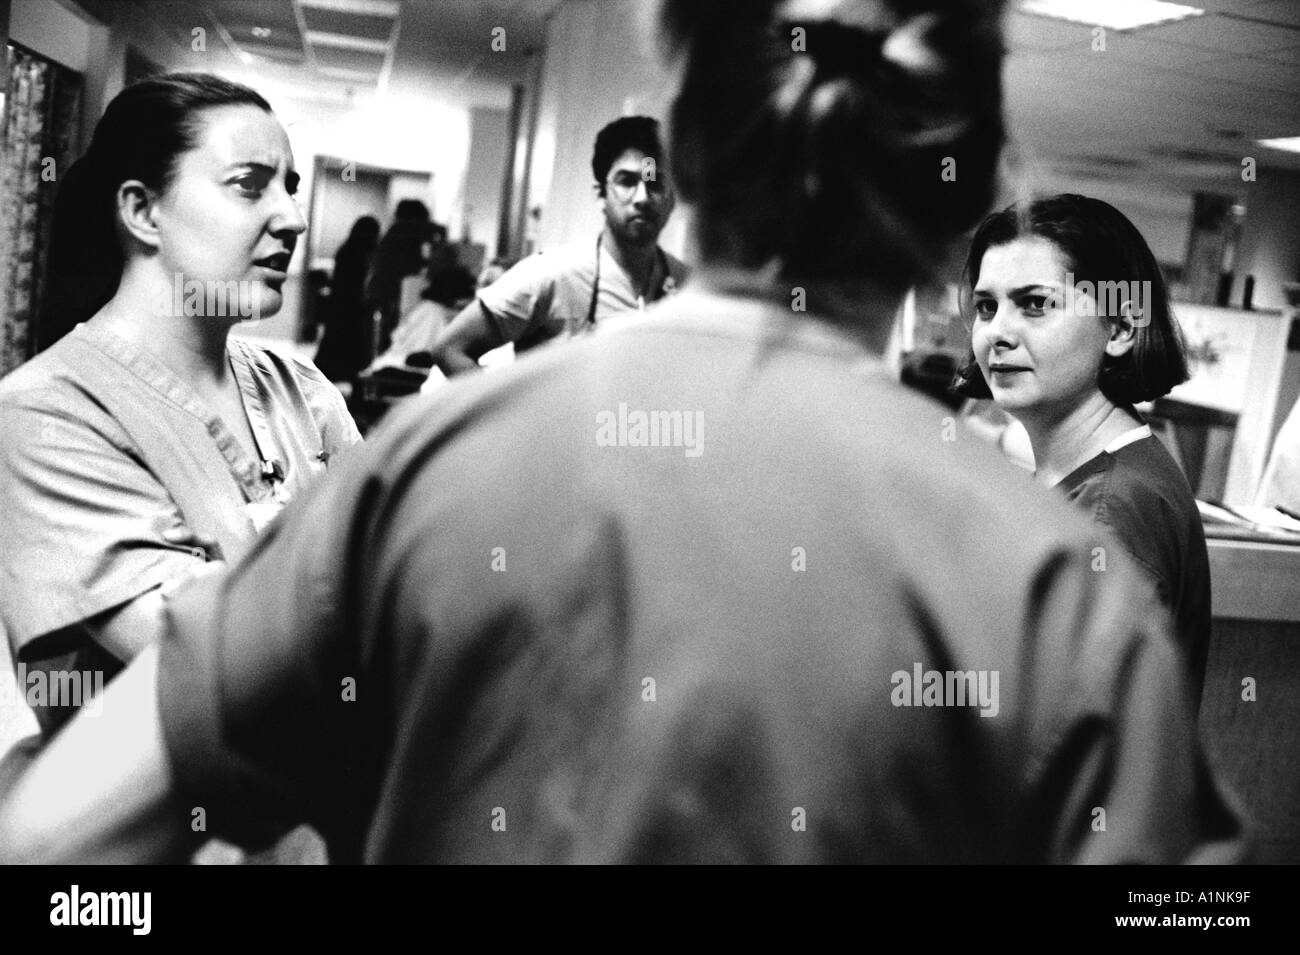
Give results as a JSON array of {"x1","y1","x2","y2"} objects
[
  {"x1": 1055, "y1": 425, "x2": 1212, "y2": 700},
  {"x1": 158, "y1": 289, "x2": 1242, "y2": 863},
  {"x1": 478, "y1": 235, "x2": 688, "y2": 352},
  {"x1": 0, "y1": 321, "x2": 361, "y2": 734}
]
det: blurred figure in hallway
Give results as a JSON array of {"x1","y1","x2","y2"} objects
[
  {"x1": 365, "y1": 199, "x2": 438, "y2": 356},
  {"x1": 367, "y1": 263, "x2": 477, "y2": 375},
  {"x1": 314, "y1": 215, "x2": 380, "y2": 386}
]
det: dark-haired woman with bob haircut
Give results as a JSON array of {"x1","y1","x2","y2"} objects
[
  {"x1": 0, "y1": 73, "x2": 360, "y2": 741},
  {"x1": 953, "y1": 193, "x2": 1210, "y2": 698}
]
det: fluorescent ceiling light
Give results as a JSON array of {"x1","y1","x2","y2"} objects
[
  {"x1": 1020, "y1": 0, "x2": 1204, "y2": 31},
  {"x1": 299, "y1": 0, "x2": 399, "y2": 17},
  {"x1": 1257, "y1": 137, "x2": 1300, "y2": 154}
]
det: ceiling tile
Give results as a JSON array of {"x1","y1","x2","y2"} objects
[
  {"x1": 1257, "y1": 43, "x2": 1300, "y2": 64},
  {"x1": 1190, "y1": 54, "x2": 1300, "y2": 94},
  {"x1": 1234, "y1": 0, "x2": 1300, "y2": 28},
  {"x1": 1143, "y1": 12, "x2": 1300, "y2": 53},
  {"x1": 1006, "y1": 10, "x2": 1096, "y2": 51},
  {"x1": 311, "y1": 46, "x2": 388, "y2": 74},
  {"x1": 212, "y1": 0, "x2": 299, "y2": 33},
  {"x1": 1087, "y1": 35, "x2": 1224, "y2": 67}
]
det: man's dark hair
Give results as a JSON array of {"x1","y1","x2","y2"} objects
[{"x1": 592, "y1": 116, "x2": 665, "y2": 196}]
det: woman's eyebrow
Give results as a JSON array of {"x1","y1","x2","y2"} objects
[
  {"x1": 971, "y1": 282, "x2": 1059, "y2": 299},
  {"x1": 226, "y1": 160, "x2": 274, "y2": 176},
  {"x1": 226, "y1": 161, "x2": 300, "y2": 192},
  {"x1": 1007, "y1": 283, "x2": 1060, "y2": 298}
]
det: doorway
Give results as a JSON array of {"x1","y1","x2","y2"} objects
[{"x1": 301, "y1": 156, "x2": 432, "y2": 340}]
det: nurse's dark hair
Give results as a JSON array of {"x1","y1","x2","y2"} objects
[
  {"x1": 660, "y1": 0, "x2": 1005, "y2": 290},
  {"x1": 952, "y1": 194, "x2": 1190, "y2": 404},
  {"x1": 38, "y1": 73, "x2": 272, "y2": 349}
]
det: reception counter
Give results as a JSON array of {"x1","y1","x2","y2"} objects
[{"x1": 1200, "y1": 532, "x2": 1300, "y2": 863}]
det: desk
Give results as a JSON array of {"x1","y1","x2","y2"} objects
[{"x1": 1200, "y1": 533, "x2": 1300, "y2": 862}]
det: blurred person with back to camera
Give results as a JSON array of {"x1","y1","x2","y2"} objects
[
  {"x1": 0, "y1": 0, "x2": 1243, "y2": 864},
  {"x1": 364, "y1": 200, "x2": 440, "y2": 356},
  {"x1": 314, "y1": 214, "x2": 381, "y2": 386}
]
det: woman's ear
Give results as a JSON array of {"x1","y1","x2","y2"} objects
[
  {"x1": 1104, "y1": 301, "x2": 1139, "y2": 358},
  {"x1": 116, "y1": 180, "x2": 161, "y2": 250}
]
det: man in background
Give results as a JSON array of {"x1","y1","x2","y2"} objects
[{"x1": 429, "y1": 116, "x2": 688, "y2": 375}]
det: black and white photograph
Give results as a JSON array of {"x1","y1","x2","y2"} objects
[{"x1": 0, "y1": 0, "x2": 1296, "y2": 923}]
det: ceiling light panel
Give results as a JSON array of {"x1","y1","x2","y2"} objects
[
  {"x1": 1020, "y1": 0, "x2": 1204, "y2": 32},
  {"x1": 1257, "y1": 136, "x2": 1300, "y2": 153},
  {"x1": 298, "y1": 0, "x2": 400, "y2": 17}
]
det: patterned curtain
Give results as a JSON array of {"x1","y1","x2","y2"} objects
[{"x1": 0, "y1": 44, "x2": 82, "y2": 379}]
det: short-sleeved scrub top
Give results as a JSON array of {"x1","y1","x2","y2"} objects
[
  {"x1": 0, "y1": 321, "x2": 361, "y2": 734},
  {"x1": 478, "y1": 235, "x2": 689, "y2": 352}
]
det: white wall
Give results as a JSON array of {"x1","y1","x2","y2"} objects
[
  {"x1": 463, "y1": 106, "x2": 510, "y2": 251},
  {"x1": 998, "y1": 152, "x2": 1195, "y2": 270},
  {"x1": 267, "y1": 90, "x2": 469, "y2": 234},
  {"x1": 9, "y1": 0, "x2": 92, "y2": 72},
  {"x1": 528, "y1": 0, "x2": 689, "y2": 257},
  {"x1": 1235, "y1": 169, "x2": 1300, "y2": 312},
  {"x1": 1065, "y1": 181, "x2": 1193, "y2": 269}
]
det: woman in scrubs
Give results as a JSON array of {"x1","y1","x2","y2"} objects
[
  {"x1": 953, "y1": 194, "x2": 1209, "y2": 699},
  {"x1": 0, "y1": 73, "x2": 360, "y2": 742}
]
